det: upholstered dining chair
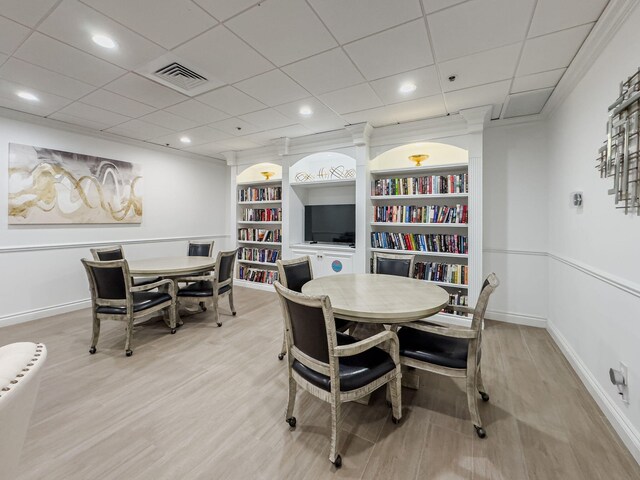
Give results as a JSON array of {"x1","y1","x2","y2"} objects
[
  {"x1": 188, "y1": 240, "x2": 215, "y2": 257},
  {"x1": 176, "y1": 249, "x2": 237, "y2": 327},
  {"x1": 372, "y1": 252, "x2": 415, "y2": 277},
  {"x1": 274, "y1": 282, "x2": 402, "y2": 468},
  {"x1": 90, "y1": 245, "x2": 160, "y2": 287},
  {"x1": 81, "y1": 258, "x2": 177, "y2": 357},
  {"x1": 395, "y1": 273, "x2": 499, "y2": 438},
  {"x1": 276, "y1": 257, "x2": 352, "y2": 360},
  {"x1": 0, "y1": 342, "x2": 47, "y2": 480}
]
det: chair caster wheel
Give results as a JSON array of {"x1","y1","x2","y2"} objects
[
  {"x1": 217, "y1": 322, "x2": 222, "y2": 327},
  {"x1": 392, "y1": 416, "x2": 401, "y2": 424},
  {"x1": 126, "y1": 350, "x2": 133, "y2": 357},
  {"x1": 232, "y1": 312, "x2": 237, "y2": 316},
  {"x1": 286, "y1": 417, "x2": 296, "y2": 428},
  {"x1": 386, "y1": 400, "x2": 392, "y2": 408},
  {"x1": 480, "y1": 392, "x2": 490, "y2": 402},
  {"x1": 278, "y1": 353, "x2": 285, "y2": 360},
  {"x1": 89, "y1": 347, "x2": 96, "y2": 354},
  {"x1": 332, "y1": 455, "x2": 342, "y2": 468},
  {"x1": 475, "y1": 425, "x2": 486, "y2": 438},
  {"x1": 171, "y1": 328, "x2": 177, "y2": 334}
]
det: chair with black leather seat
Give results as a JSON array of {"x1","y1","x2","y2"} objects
[
  {"x1": 81, "y1": 258, "x2": 177, "y2": 357},
  {"x1": 188, "y1": 240, "x2": 215, "y2": 257},
  {"x1": 372, "y1": 252, "x2": 415, "y2": 277},
  {"x1": 274, "y1": 281, "x2": 402, "y2": 468},
  {"x1": 276, "y1": 257, "x2": 352, "y2": 360},
  {"x1": 176, "y1": 249, "x2": 237, "y2": 327},
  {"x1": 395, "y1": 273, "x2": 499, "y2": 438},
  {"x1": 90, "y1": 245, "x2": 160, "y2": 287}
]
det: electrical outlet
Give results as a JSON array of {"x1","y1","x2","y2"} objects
[{"x1": 620, "y1": 362, "x2": 629, "y2": 404}]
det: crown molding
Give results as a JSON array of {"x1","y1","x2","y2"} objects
[
  {"x1": 460, "y1": 105, "x2": 492, "y2": 132},
  {"x1": 345, "y1": 122, "x2": 373, "y2": 146}
]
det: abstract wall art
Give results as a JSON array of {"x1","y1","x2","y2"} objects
[{"x1": 8, "y1": 143, "x2": 143, "y2": 224}]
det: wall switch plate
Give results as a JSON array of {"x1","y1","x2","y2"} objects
[
  {"x1": 571, "y1": 191, "x2": 583, "y2": 207},
  {"x1": 620, "y1": 362, "x2": 629, "y2": 404}
]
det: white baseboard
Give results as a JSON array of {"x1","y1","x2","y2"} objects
[
  {"x1": 487, "y1": 309, "x2": 547, "y2": 328},
  {"x1": 547, "y1": 320, "x2": 640, "y2": 465},
  {"x1": 0, "y1": 298, "x2": 90, "y2": 328}
]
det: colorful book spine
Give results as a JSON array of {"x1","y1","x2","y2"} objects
[
  {"x1": 241, "y1": 208, "x2": 282, "y2": 222},
  {"x1": 238, "y1": 186, "x2": 282, "y2": 202},
  {"x1": 372, "y1": 174, "x2": 468, "y2": 196},
  {"x1": 370, "y1": 232, "x2": 468, "y2": 254}
]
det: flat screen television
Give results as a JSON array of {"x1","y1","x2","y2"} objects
[{"x1": 304, "y1": 204, "x2": 355, "y2": 244}]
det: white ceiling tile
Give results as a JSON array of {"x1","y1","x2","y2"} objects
[
  {"x1": 37, "y1": 0, "x2": 166, "y2": 70},
  {"x1": 234, "y1": 70, "x2": 308, "y2": 107},
  {"x1": 80, "y1": 89, "x2": 156, "y2": 118},
  {"x1": 0, "y1": 78, "x2": 72, "y2": 116},
  {"x1": 49, "y1": 111, "x2": 117, "y2": 131},
  {"x1": 242, "y1": 124, "x2": 313, "y2": 143},
  {"x1": 0, "y1": 53, "x2": 8, "y2": 64},
  {"x1": 185, "y1": 141, "x2": 227, "y2": 156},
  {"x1": 216, "y1": 137, "x2": 264, "y2": 151},
  {"x1": 173, "y1": 26, "x2": 273, "y2": 84},
  {"x1": 149, "y1": 125, "x2": 231, "y2": 147},
  {"x1": 238, "y1": 108, "x2": 295, "y2": 130},
  {"x1": 138, "y1": 110, "x2": 199, "y2": 131},
  {"x1": 491, "y1": 103, "x2": 503, "y2": 119},
  {"x1": 0, "y1": 16, "x2": 30, "y2": 55},
  {"x1": 14, "y1": 32, "x2": 126, "y2": 87},
  {"x1": 0, "y1": 58, "x2": 95, "y2": 100},
  {"x1": 0, "y1": 0, "x2": 59, "y2": 27},
  {"x1": 319, "y1": 83, "x2": 383, "y2": 114},
  {"x1": 528, "y1": 0, "x2": 608, "y2": 38},
  {"x1": 428, "y1": 0, "x2": 535, "y2": 61},
  {"x1": 421, "y1": 0, "x2": 469, "y2": 14},
  {"x1": 55, "y1": 101, "x2": 132, "y2": 127},
  {"x1": 209, "y1": 117, "x2": 263, "y2": 136},
  {"x1": 105, "y1": 119, "x2": 174, "y2": 140},
  {"x1": 103, "y1": 74, "x2": 188, "y2": 109},
  {"x1": 342, "y1": 94, "x2": 446, "y2": 127},
  {"x1": 165, "y1": 100, "x2": 229, "y2": 124},
  {"x1": 193, "y1": 0, "x2": 259, "y2": 21},
  {"x1": 369, "y1": 65, "x2": 441, "y2": 105},
  {"x1": 274, "y1": 97, "x2": 346, "y2": 131},
  {"x1": 344, "y1": 19, "x2": 433, "y2": 80},
  {"x1": 443, "y1": 80, "x2": 510, "y2": 113},
  {"x1": 282, "y1": 48, "x2": 365, "y2": 95},
  {"x1": 81, "y1": 0, "x2": 217, "y2": 49},
  {"x1": 439, "y1": 43, "x2": 521, "y2": 93},
  {"x1": 517, "y1": 24, "x2": 593, "y2": 76},
  {"x1": 503, "y1": 87, "x2": 553, "y2": 118},
  {"x1": 511, "y1": 68, "x2": 566, "y2": 93},
  {"x1": 308, "y1": 0, "x2": 423, "y2": 44},
  {"x1": 226, "y1": 0, "x2": 336, "y2": 66},
  {"x1": 196, "y1": 86, "x2": 266, "y2": 116}
]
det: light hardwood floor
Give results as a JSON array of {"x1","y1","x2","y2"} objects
[{"x1": 3, "y1": 286, "x2": 639, "y2": 480}]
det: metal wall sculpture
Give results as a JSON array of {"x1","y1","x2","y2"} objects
[
  {"x1": 596, "y1": 68, "x2": 639, "y2": 214},
  {"x1": 8, "y1": 143, "x2": 143, "y2": 224},
  {"x1": 294, "y1": 165, "x2": 356, "y2": 182}
]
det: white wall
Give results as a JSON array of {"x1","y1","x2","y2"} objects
[
  {"x1": 546, "y1": 4, "x2": 640, "y2": 462},
  {"x1": 0, "y1": 115, "x2": 229, "y2": 326}
]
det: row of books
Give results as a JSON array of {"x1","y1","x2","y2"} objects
[
  {"x1": 237, "y1": 228, "x2": 282, "y2": 243},
  {"x1": 371, "y1": 232, "x2": 468, "y2": 254},
  {"x1": 372, "y1": 174, "x2": 468, "y2": 196},
  {"x1": 373, "y1": 204, "x2": 468, "y2": 224},
  {"x1": 238, "y1": 266, "x2": 279, "y2": 284},
  {"x1": 238, "y1": 247, "x2": 280, "y2": 264},
  {"x1": 238, "y1": 186, "x2": 282, "y2": 202},
  {"x1": 241, "y1": 208, "x2": 282, "y2": 222},
  {"x1": 414, "y1": 262, "x2": 468, "y2": 285},
  {"x1": 443, "y1": 292, "x2": 468, "y2": 316}
]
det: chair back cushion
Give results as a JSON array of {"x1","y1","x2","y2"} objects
[
  {"x1": 217, "y1": 251, "x2": 236, "y2": 283},
  {"x1": 95, "y1": 249, "x2": 123, "y2": 261},
  {"x1": 91, "y1": 264, "x2": 127, "y2": 300},
  {"x1": 284, "y1": 297, "x2": 329, "y2": 363},
  {"x1": 189, "y1": 242, "x2": 212, "y2": 257},
  {"x1": 282, "y1": 261, "x2": 312, "y2": 292},
  {"x1": 376, "y1": 256, "x2": 413, "y2": 277}
]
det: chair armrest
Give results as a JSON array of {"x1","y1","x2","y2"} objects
[
  {"x1": 130, "y1": 278, "x2": 174, "y2": 295},
  {"x1": 447, "y1": 304, "x2": 474, "y2": 315},
  {"x1": 397, "y1": 320, "x2": 478, "y2": 339},
  {"x1": 334, "y1": 330, "x2": 400, "y2": 364}
]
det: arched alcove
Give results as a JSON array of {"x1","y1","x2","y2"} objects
[
  {"x1": 371, "y1": 142, "x2": 468, "y2": 171},
  {"x1": 290, "y1": 152, "x2": 356, "y2": 184},
  {"x1": 236, "y1": 162, "x2": 282, "y2": 183}
]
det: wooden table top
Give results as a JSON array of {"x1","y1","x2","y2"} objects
[
  {"x1": 301, "y1": 273, "x2": 449, "y2": 324},
  {"x1": 128, "y1": 256, "x2": 215, "y2": 276}
]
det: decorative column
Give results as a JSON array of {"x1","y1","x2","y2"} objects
[
  {"x1": 223, "y1": 151, "x2": 237, "y2": 252},
  {"x1": 273, "y1": 138, "x2": 292, "y2": 260}
]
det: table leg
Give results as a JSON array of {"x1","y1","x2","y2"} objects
[{"x1": 402, "y1": 367, "x2": 420, "y2": 389}]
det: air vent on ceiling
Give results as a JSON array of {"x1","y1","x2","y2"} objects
[{"x1": 154, "y1": 62, "x2": 208, "y2": 92}]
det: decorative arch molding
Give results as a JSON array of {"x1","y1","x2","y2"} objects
[
  {"x1": 236, "y1": 162, "x2": 282, "y2": 183},
  {"x1": 370, "y1": 141, "x2": 469, "y2": 171},
  {"x1": 289, "y1": 151, "x2": 357, "y2": 184}
]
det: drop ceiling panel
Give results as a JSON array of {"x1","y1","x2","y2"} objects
[
  {"x1": 0, "y1": 0, "x2": 59, "y2": 27},
  {"x1": 172, "y1": 26, "x2": 273, "y2": 85},
  {"x1": 196, "y1": 86, "x2": 266, "y2": 116},
  {"x1": 149, "y1": 125, "x2": 231, "y2": 147},
  {"x1": 0, "y1": 53, "x2": 8, "y2": 65},
  {"x1": 319, "y1": 83, "x2": 383, "y2": 114},
  {"x1": 139, "y1": 110, "x2": 199, "y2": 131},
  {"x1": 14, "y1": 32, "x2": 126, "y2": 87},
  {"x1": 528, "y1": 0, "x2": 608, "y2": 38},
  {"x1": 439, "y1": 43, "x2": 521, "y2": 92},
  {"x1": 209, "y1": 117, "x2": 263, "y2": 136},
  {"x1": 242, "y1": 124, "x2": 313, "y2": 143},
  {"x1": 369, "y1": 65, "x2": 441, "y2": 105},
  {"x1": 216, "y1": 137, "x2": 264, "y2": 151},
  {"x1": 226, "y1": 0, "x2": 337, "y2": 66},
  {"x1": 443, "y1": 79, "x2": 510, "y2": 113},
  {"x1": 0, "y1": 58, "x2": 95, "y2": 100},
  {"x1": 56, "y1": 102, "x2": 132, "y2": 128},
  {"x1": 428, "y1": 0, "x2": 535, "y2": 61},
  {"x1": 342, "y1": 94, "x2": 446, "y2": 127},
  {"x1": 234, "y1": 70, "x2": 309, "y2": 107},
  {"x1": 238, "y1": 108, "x2": 295, "y2": 130},
  {"x1": 421, "y1": 0, "x2": 469, "y2": 15},
  {"x1": 517, "y1": 23, "x2": 593, "y2": 76},
  {"x1": 282, "y1": 48, "x2": 365, "y2": 95},
  {"x1": 275, "y1": 97, "x2": 346, "y2": 131},
  {"x1": 308, "y1": 0, "x2": 423, "y2": 44},
  {"x1": 344, "y1": 19, "x2": 434, "y2": 80},
  {"x1": 104, "y1": 74, "x2": 188, "y2": 109},
  {"x1": 0, "y1": 16, "x2": 30, "y2": 55},
  {"x1": 511, "y1": 68, "x2": 566, "y2": 93},
  {"x1": 81, "y1": 0, "x2": 217, "y2": 49},
  {"x1": 0, "y1": 78, "x2": 72, "y2": 116},
  {"x1": 105, "y1": 119, "x2": 174, "y2": 140},
  {"x1": 165, "y1": 99, "x2": 229, "y2": 124},
  {"x1": 193, "y1": 0, "x2": 259, "y2": 21},
  {"x1": 503, "y1": 87, "x2": 553, "y2": 118},
  {"x1": 80, "y1": 89, "x2": 156, "y2": 118},
  {"x1": 49, "y1": 111, "x2": 117, "y2": 131},
  {"x1": 185, "y1": 141, "x2": 227, "y2": 156}
]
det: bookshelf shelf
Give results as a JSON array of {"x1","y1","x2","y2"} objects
[
  {"x1": 237, "y1": 240, "x2": 282, "y2": 246},
  {"x1": 237, "y1": 260, "x2": 279, "y2": 267},
  {"x1": 290, "y1": 179, "x2": 356, "y2": 188},
  {"x1": 237, "y1": 221, "x2": 282, "y2": 225},
  {"x1": 371, "y1": 163, "x2": 468, "y2": 176},
  {"x1": 370, "y1": 193, "x2": 468, "y2": 200},
  {"x1": 370, "y1": 222, "x2": 467, "y2": 228},
  {"x1": 237, "y1": 179, "x2": 282, "y2": 187},
  {"x1": 422, "y1": 280, "x2": 469, "y2": 289},
  {"x1": 238, "y1": 200, "x2": 282, "y2": 205},
  {"x1": 370, "y1": 247, "x2": 468, "y2": 258}
]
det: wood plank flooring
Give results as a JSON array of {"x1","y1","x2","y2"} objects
[{"x1": 3, "y1": 286, "x2": 639, "y2": 479}]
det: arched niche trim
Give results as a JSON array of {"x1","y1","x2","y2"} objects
[
  {"x1": 236, "y1": 162, "x2": 282, "y2": 183},
  {"x1": 371, "y1": 142, "x2": 468, "y2": 171},
  {"x1": 290, "y1": 152, "x2": 356, "y2": 183}
]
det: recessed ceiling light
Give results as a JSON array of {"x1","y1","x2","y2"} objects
[
  {"x1": 180, "y1": 136, "x2": 191, "y2": 144},
  {"x1": 399, "y1": 82, "x2": 417, "y2": 94},
  {"x1": 92, "y1": 34, "x2": 117, "y2": 49},
  {"x1": 299, "y1": 106, "x2": 313, "y2": 116},
  {"x1": 17, "y1": 91, "x2": 39, "y2": 102}
]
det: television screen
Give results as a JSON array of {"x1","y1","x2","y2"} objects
[{"x1": 304, "y1": 204, "x2": 355, "y2": 244}]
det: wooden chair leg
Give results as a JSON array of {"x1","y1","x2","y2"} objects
[
  {"x1": 89, "y1": 314, "x2": 100, "y2": 354},
  {"x1": 278, "y1": 331, "x2": 286, "y2": 360},
  {"x1": 466, "y1": 371, "x2": 485, "y2": 438},
  {"x1": 124, "y1": 319, "x2": 134, "y2": 357},
  {"x1": 213, "y1": 295, "x2": 221, "y2": 327},
  {"x1": 329, "y1": 398, "x2": 342, "y2": 467},
  {"x1": 168, "y1": 303, "x2": 177, "y2": 334},
  {"x1": 285, "y1": 376, "x2": 296, "y2": 425},
  {"x1": 228, "y1": 289, "x2": 236, "y2": 316},
  {"x1": 389, "y1": 373, "x2": 402, "y2": 423},
  {"x1": 477, "y1": 365, "x2": 490, "y2": 401}
]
